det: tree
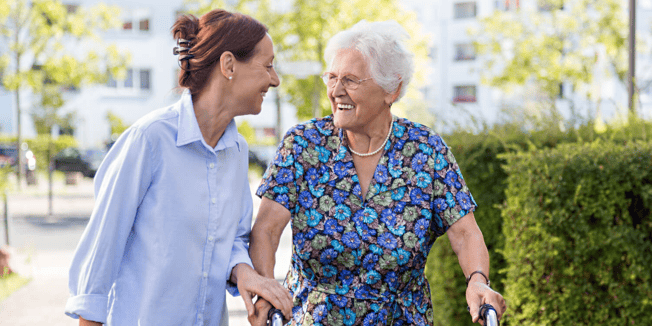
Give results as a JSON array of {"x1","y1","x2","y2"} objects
[
  {"x1": 184, "y1": 0, "x2": 434, "y2": 125},
  {"x1": 106, "y1": 110, "x2": 129, "y2": 139},
  {"x1": 471, "y1": 0, "x2": 632, "y2": 122},
  {"x1": 0, "y1": 0, "x2": 129, "y2": 187}
]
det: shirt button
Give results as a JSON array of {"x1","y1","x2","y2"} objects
[
  {"x1": 208, "y1": 236, "x2": 214, "y2": 242},
  {"x1": 198, "y1": 313, "x2": 203, "y2": 319},
  {"x1": 209, "y1": 163, "x2": 215, "y2": 169},
  {"x1": 203, "y1": 272, "x2": 208, "y2": 278},
  {"x1": 211, "y1": 198, "x2": 216, "y2": 204}
]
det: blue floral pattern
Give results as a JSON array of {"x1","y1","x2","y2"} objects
[{"x1": 257, "y1": 115, "x2": 476, "y2": 325}]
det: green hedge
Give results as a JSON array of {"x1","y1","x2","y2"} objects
[
  {"x1": 501, "y1": 141, "x2": 652, "y2": 325},
  {"x1": 426, "y1": 123, "x2": 573, "y2": 325},
  {"x1": 424, "y1": 118, "x2": 652, "y2": 325}
]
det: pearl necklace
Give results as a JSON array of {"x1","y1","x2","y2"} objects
[{"x1": 347, "y1": 117, "x2": 395, "y2": 157}]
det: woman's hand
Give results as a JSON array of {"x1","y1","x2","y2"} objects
[
  {"x1": 231, "y1": 263, "x2": 292, "y2": 321},
  {"x1": 79, "y1": 316, "x2": 102, "y2": 326},
  {"x1": 248, "y1": 297, "x2": 273, "y2": 326},
  {"x1": 465, "y1": 279, "x2": 506, "y2": 325}
]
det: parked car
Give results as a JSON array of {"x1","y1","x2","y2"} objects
[
  {"x1": 0, "y1": 143, "x2": 37, "y2": 184},
  {"x1": 53, "y1": 147, "x2": 106, "y2": 178}
]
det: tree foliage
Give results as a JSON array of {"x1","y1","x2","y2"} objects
[
  {"x1": 184, "y1": 0, "x2": 433, "y2": 124},
  {"x1": 0, "y1": 0, "x2": 129, "y2": 183},
  {"x1": 471, "y1": 0, "x2": 629, "y2": 103},
  {"x1": 106, "y1": 110, "x2": 129, "y2": 139},
  {"x1": 0, "y1": 0, "x2": 129, "y2": 96}
]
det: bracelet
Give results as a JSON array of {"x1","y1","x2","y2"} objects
[{"x1": 466, "y1": 270, "x2": 490, "y2": 287}]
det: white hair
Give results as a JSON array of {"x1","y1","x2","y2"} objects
[{"x1": 324, "y1": 20, "x2": 414, "y2": 102}]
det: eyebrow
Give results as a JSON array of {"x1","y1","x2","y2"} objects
[{"x1": 327, "y1": 72, "x2": 360, "y2": 78}]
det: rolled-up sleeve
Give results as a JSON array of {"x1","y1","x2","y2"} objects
[{"x1": 65, "y1": 127, "x2": 154, "y2": 323}]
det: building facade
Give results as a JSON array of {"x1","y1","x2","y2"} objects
[{"x1": 2, "y1": 0, "x2": 651, "y2": 148}]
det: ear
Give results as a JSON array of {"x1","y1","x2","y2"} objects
[
  {"x1": 385, "y1": 81, "x2": 403, "y2": 106},
  {"x1": 219, "y1": 51, "x2": 235, "y2": 80}
]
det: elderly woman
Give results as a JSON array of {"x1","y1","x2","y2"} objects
[{"x1": 249, "y1": 20, "x2": 505, "y2": 325}]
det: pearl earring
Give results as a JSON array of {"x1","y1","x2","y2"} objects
[{"x1": 228, "y1": 76, "x2": 232, "y2": 80}]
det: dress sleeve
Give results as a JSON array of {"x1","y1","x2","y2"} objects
[
  {"x1": 225, "y1": 157, "x2": 255, "y2": 296},
  {"x1": 65, "y1": 127, "x2": 154, "y2": 323},
  {"x1": 430, "y1": 134, "x2": 477, "y2": 237},
  {"x1": 255, "y1": 130, "x2": 298, "y2": 214}
]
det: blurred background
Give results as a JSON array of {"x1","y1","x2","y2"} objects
[{"x1": 1, "y1": 0, "x2": 651, "y2": 325}]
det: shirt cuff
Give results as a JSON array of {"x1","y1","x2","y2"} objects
[
  {"x1": 65, "y1": 293, "x2": 109, "y2": 324},
  {"x1": 226, "y1": 255, "x2": 254, "y2": 297}
]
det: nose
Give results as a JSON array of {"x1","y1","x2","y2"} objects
[
  {"x1": 332, "y1": 77, "x2": 347, "y2": 96},
  {"x1": 270, "y1": 67, "x2": 280, "y2": 87}
]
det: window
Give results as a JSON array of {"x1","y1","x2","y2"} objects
[
  {"x1": 496, "y1": 0, "x2": 519, "y2": 11},
  {"x1": 106, "y1": 68, "x2": 151, "y2": 92},
  {"x1": 107, "y1": 76, "x2": 117, "y2": 88},
  {"x1": 121, "y1": 9, "x2": 151, "y2": 33},
  {"x1": 455, "y1": 44, "x2": 476, "y2": 61},
  {"x1": 453, "y1": 85, "x2": 477, "y2": 103},
  {"x1": 124, "y1": 69, "x2": 133, "y2": 88},
  {"x1": 139, "y1": 19, "x2": 149, "y2": 31},
  {"x1": 140, "y1": 69, "x2": 151, "y2": 90},
  {"x1": 454, "y1": 2, "x2": 477, "y2": 19}
]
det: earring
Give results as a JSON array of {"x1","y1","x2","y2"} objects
[{"x1": 228, "y1": 76, "x2": 232, "y2": 80}]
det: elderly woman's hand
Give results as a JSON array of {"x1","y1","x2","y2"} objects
[
  {"x1": 247, "y1": 297, "x2": 272, "y2": 326},
  {"x1": 466, "y1": 279, "x2": 506, "y2": 325},
  {"x1": 231, "y1": 263, "x2": 293, "y2": 321}
]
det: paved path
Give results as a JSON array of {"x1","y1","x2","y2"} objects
[{"x1": 0, "y1": 174, "x2": 292, "y2": 325}]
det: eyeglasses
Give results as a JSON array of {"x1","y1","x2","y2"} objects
[{"x1": 321, "y1": 73, "x2": 373, "y2": 90}]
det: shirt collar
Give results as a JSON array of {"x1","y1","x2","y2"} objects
[{"x1": 176, "y1": 89, "x2": 241, "y2": 152}]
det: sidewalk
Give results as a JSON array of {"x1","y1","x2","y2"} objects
[{"x1": 0, "y1": 174, "x2": 292, "y2": 325}]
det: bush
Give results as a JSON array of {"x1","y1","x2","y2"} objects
[
  {"x1": 425, "y1": 117, "x2": 652, "y2": 325},
  {"x1": 501, "y1": 141, "x2": 652, "y2": 325}
]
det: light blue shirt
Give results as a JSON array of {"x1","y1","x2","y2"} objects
[{"x1": 66, "y1": 90, "x2": 254, "y2": 326}]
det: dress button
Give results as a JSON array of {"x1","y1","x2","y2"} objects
[
  {"x1": 203, "y1": 272, "x2": 208, "y2": 278},
  {"x1": 208, "y1": 236, "x2": 214, "y2": 242},
  {"x1": 211, "y1": 198, "x2": 216, "y2": 204},
  {"x1": 209, "y1": 163, "x2": 215, "y2": 169}
]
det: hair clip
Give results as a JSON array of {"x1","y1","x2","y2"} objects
[
  {"x1": 173, "y1": 46, "x2": 191, "y2": 55},
  {"x1": 177, "y1": 38, "x2": 191, "y2": 46},
  {"x1": 179, "y1": 54, "x2": 194, "y2": 61},
  {"x1": 177, "y1": 54, "x2": 195, "y2": 68}
]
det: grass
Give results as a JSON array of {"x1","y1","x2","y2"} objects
[{"x1": 0, "y1": 272, "x2": 31, "y2": 302}]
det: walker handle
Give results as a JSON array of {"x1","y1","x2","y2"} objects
[
  {"x1": 267, "y1": 307, "x2": 284, "y2": 326},
  {"x1": 479, "y1": 303, "x2": 499, "y2": 326}
]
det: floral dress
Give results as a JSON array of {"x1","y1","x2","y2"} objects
[{"x1": 256, "y1": 115, "x2": 477, "y2": 326}]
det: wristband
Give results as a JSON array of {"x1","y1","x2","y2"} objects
[{"x1": 466, "y1": 270, "x2": 490, "y2": 287}]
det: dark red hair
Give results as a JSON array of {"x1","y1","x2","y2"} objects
[{"x1": 171, "y1": 9, "x2": 268, "y2": 95}]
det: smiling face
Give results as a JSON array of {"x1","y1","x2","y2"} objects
[
  {"x1": 232, "y1": 34, "x2": 280, "y2": 115},
  {"x1": 327, "y1": 48, "x2": 394, "y2": 133}
]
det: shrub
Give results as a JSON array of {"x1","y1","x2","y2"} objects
[
  {"x1": 425, "y1": 117, "x2": 652, "y2": 325},
  {"x1": 501, "y1": 141, "x2": 652, "y2": 325}
]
